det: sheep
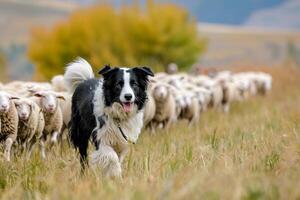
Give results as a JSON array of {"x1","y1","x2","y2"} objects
[
  {"x1": 29, "y1": 90, "x2": 65, "y2": 158},
  {"x1": 151, "y1": 82, "x2": 176, "y2": 129},
  {"x1": 209, "y1": 84, "x2": 223, "y2": 110},
  {"x1": 178, "y1": 90, "x2": 200, "y2": 125},
  {"x1": 51, "y1": 75, "x2": 68, "y2": 92},
  {"x1": 219, "y1": 80, "x2": 238, "y2": 113},
  {"x1": 143, "y1": 86, "x2": 156, "y2": 127},
  {"x1": 57, "y1": 92, "x2": 72, "y2": 144},
  {"x1": 3, "y1": 81, "x2": 53, "y2": 97},
  {"x1": 14, "y1": 98, "x2": 45, "y2": 158},
  {"x1": 254, "y1": 72, "x2": 272, "y2": 95},
  {"x1": 171, "y1": 89, "x2": 185, "y2": 119},
  {"x1": 192, "y1": 87, "x2": 212, "y2": 112},
  {"x1": 0, "y1": 91, "x2": 19, "y2": 161}
]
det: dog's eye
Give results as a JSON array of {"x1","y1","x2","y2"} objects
[
  {"x1": 116, "y1": 81, "x2": 123, "y2": 90},
  {"x1": 130, "y1": 80, "x2": 138, "y2": 86}
]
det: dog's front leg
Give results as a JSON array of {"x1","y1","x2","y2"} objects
[
  {"x1": 119, "y1": 145, "x2": 129, "y2": 165},
  {"x1": 90, "y1": 145, "x2": 122, "y2": 178}
]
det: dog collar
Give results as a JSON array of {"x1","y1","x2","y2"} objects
[{"x1": 115, "y1": 122, "x2": 135, "y2": 144}]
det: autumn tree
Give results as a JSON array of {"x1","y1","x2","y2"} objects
[{"x1": 28, "y1": 3, "x2": 206, "y2": 80}]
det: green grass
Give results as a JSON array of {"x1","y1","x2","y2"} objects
[{"x1": 0, "y1": 66, "x2": 300, "y2": 199}]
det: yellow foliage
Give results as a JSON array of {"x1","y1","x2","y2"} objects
[
  {"x1": 28, "y1": 4, "x2": 206, "y2": 80},
  {"x1": 0, "y1": 52, "x2": 8, "y2": 82}
]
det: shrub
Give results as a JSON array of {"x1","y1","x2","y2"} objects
[
  {"x1": 0, "y1": 51, "x2": 8, "y2": 82},
  {"x1": 28, "y1": 3, "x2": 206, "y2": 80}
]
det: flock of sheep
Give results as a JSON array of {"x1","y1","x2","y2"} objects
[{"x1": 0, "y1": 70, "x2": 272, "y2": 162}]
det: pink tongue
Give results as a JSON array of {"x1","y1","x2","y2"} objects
[{"x1": 123, "y1": 103, "x2": 132, "y2": 112}]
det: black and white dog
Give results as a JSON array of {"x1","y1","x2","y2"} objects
[{"x1": 64, "y1": 58, "x2": 153, "y2": 178}]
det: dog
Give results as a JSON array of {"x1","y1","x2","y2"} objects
[{"x1": 64, "y1": 58, "x2": 154, "y2": 178}]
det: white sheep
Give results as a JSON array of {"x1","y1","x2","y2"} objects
[
  {"x1": 57, "y1": 92, "x2": 72, "y2": 143},
  {"x1": 178, "y1": 90, "x2": 200, "y2": 125},
  {"x1": 0, "y1": 91, "x2": 19, "y2": 161},
  {"x1": 143, "y1": 86, "x2": 156, "y2": 127},
  {"x1": 14, "y1": 98, "x2": 45, "y2": 158},
  {"x1": 219, "y1": 80, "x2": 238, "y2": 113},
  {"x1": 51, "y1": 75, "x2": 68, "y2": 92},
  {"x1": 29, "y1": 90, "x2": 65, "y2": 158},
  {"x1": 3, "y1": 81, "x2": 53, "y2": 97},
  {"x1": 255, "y1": 72, "x2": 272, "y2": 95},
  {"x1": 151, "y1": 83, "x2": 176, "y2": 129}
]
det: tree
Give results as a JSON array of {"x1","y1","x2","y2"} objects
[
  {"x1": 28, "y1": 3, "x2": 206, "y2": 80},
  {"x1": 0, "y1": 51, "x2": 8, "y2": 82}
]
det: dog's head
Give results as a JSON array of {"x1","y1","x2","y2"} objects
[{"x1": 99, "y1": 65, "x2": 154, "y2": 114}]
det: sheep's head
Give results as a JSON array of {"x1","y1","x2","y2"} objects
[
  {"x1": 152, "y1": 84, "x2": 170, "y2": 101},
  {"x1": 0, "y1": 91, "x2": 19, "y2": 114},
  {"x1": 14, "y1": 99, "x2": 34, "y2": 121},
  {"x1": 31, "y1": 91, "x2": 65, "y2": 114}
]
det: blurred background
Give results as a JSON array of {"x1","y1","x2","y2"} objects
[{"x1": 0, "y1": 0, "x2": 300, "y2": 81}]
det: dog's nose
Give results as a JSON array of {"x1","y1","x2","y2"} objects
[{"x1": 124, "y1": 94, "x2": 132, "y2": 101}]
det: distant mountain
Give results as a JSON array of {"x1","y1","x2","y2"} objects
[
  {"x1": 72, "y1": 0, "x2": 285, "y2": 25},
  {"x1": 245, "y1": 0, "x2": 300, "y2": 30},
  {"x1": 0, "y1": 0, "x2": 77, "y2": 45},
  {"x1": 170, "y1": 0, "x2": 285, "y2": 25},
  {"x1": 0, "y1": 0, "x2": 78, "y2": 80}
]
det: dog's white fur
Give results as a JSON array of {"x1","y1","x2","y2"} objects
[
  {"x1": 120, "y1": 68, "x2": 136, "y2": 103},
  {"x1": 64, "y1": 58, "x2": 95, "y2": 93},
  {"x1": 90, "y1": 101, "x2": 144, "y2": 178}
]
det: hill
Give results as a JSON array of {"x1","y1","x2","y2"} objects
[
  {"x1": 197, "y1": 23, "x2": 300, "y2": 68},
  {"x1": 245, "y1": 0, "x2": 300, "y2": 30},
  {"x1": 0, "y1": 0, "x2": 77, "y2": 46}
]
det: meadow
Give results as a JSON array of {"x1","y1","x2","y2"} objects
[{"x1": 0, "y1": 66, "x2": 299, "y2": 200}]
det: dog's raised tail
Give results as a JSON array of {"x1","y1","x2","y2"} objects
[{"x1": 64, "y1": 57, "x2": 94, "y2": 93}]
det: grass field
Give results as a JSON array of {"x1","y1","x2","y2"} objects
[{"x1": 0, "y1": 66, "x2": 300, "y2": 200}]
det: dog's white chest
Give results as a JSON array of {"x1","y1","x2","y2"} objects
[{"x1": 96, "y1": 110, "x2": 144, "y2": 145}]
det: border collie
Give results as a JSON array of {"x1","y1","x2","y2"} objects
[{"x1": 64, "y1": 58, "x2": 153, "y2": 178}]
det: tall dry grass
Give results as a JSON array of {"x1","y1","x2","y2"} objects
[{"x1": 0, "y1": 66, "x2": 300, "y2": 200}]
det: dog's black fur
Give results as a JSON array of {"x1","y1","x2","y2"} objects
[{"x1": 69, "y1": 66, "x2": 153, "y2": 168}]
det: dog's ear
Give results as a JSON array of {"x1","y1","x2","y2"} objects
[
  {"x1": 133, "y1": 67, "x2": 154, "y2": 77},
  {"x1": 98, "y1": 64, "x2": 112, "y2": 75}
]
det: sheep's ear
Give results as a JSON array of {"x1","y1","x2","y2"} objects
[
  {"x1": 33, "y1": 92, "x2": 44, "y2": 98},
  {"x1": 56, "y1": 94, "x2": 66, "y2": 101},
  {"x1": 10, "y1": 96, "x2": 19, "y2": 100},
  {"x1": 29, "y1": 101, "x2": 35, "y2": 110},
  {"x1": 149, "y1": 77, "x2": 157, "y2": 83},
  {"x1": 27, "y1": 88, "x2": 37, "y2": 94},
  {"x1": 13, "y1": 100, "x2": 20, "y2": 105},
  {"x1": 133, "y1": 67, "x2": 154, "y2": 77},
  {"x1": 98, "y1": 64, "x2": 111, "y2": 75}
]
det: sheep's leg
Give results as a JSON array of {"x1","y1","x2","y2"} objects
[
  {"x1": 4, "y1": 138, "x2": 13, "y2": 162},
  {"x1": 90, "y1": 145, "x2": 122, "y2": 179},
  {"x1": 158, "y1": 122, "x2": 164, "y2": 129},
  {"x1": 119, "y1": 146, "x2": 129, "y2": 165},
  {"x1": 148, "y1": 121, "x2": 156, "y2": 134},
  {"x1": 59, "y1": 124, "x2": 66, "y2": 154},
  {"x1": 188, "y1": 118, "x2": 194, "y2": 128},
  {"x1": 60, "y1": 124, "x2": 66, "y2": 143},
  {"x1": 27, "y1": 136, "x2": 37, "y2": 160},
  {"x1": 165, "y1": 118, "x2": 173, "y2": 130},
  {"x1": 223, "y1": 103, "x2": 230, "y2": 113},
  {"x1": 39, "y1": 134, "x2": 47, "y2": 159},
  {"x1": 50, "y1": 131, "x2": 59, "y2": 144},
  {"x1": 188, "y1": 113, "x2": 199, "y2": 128}
]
